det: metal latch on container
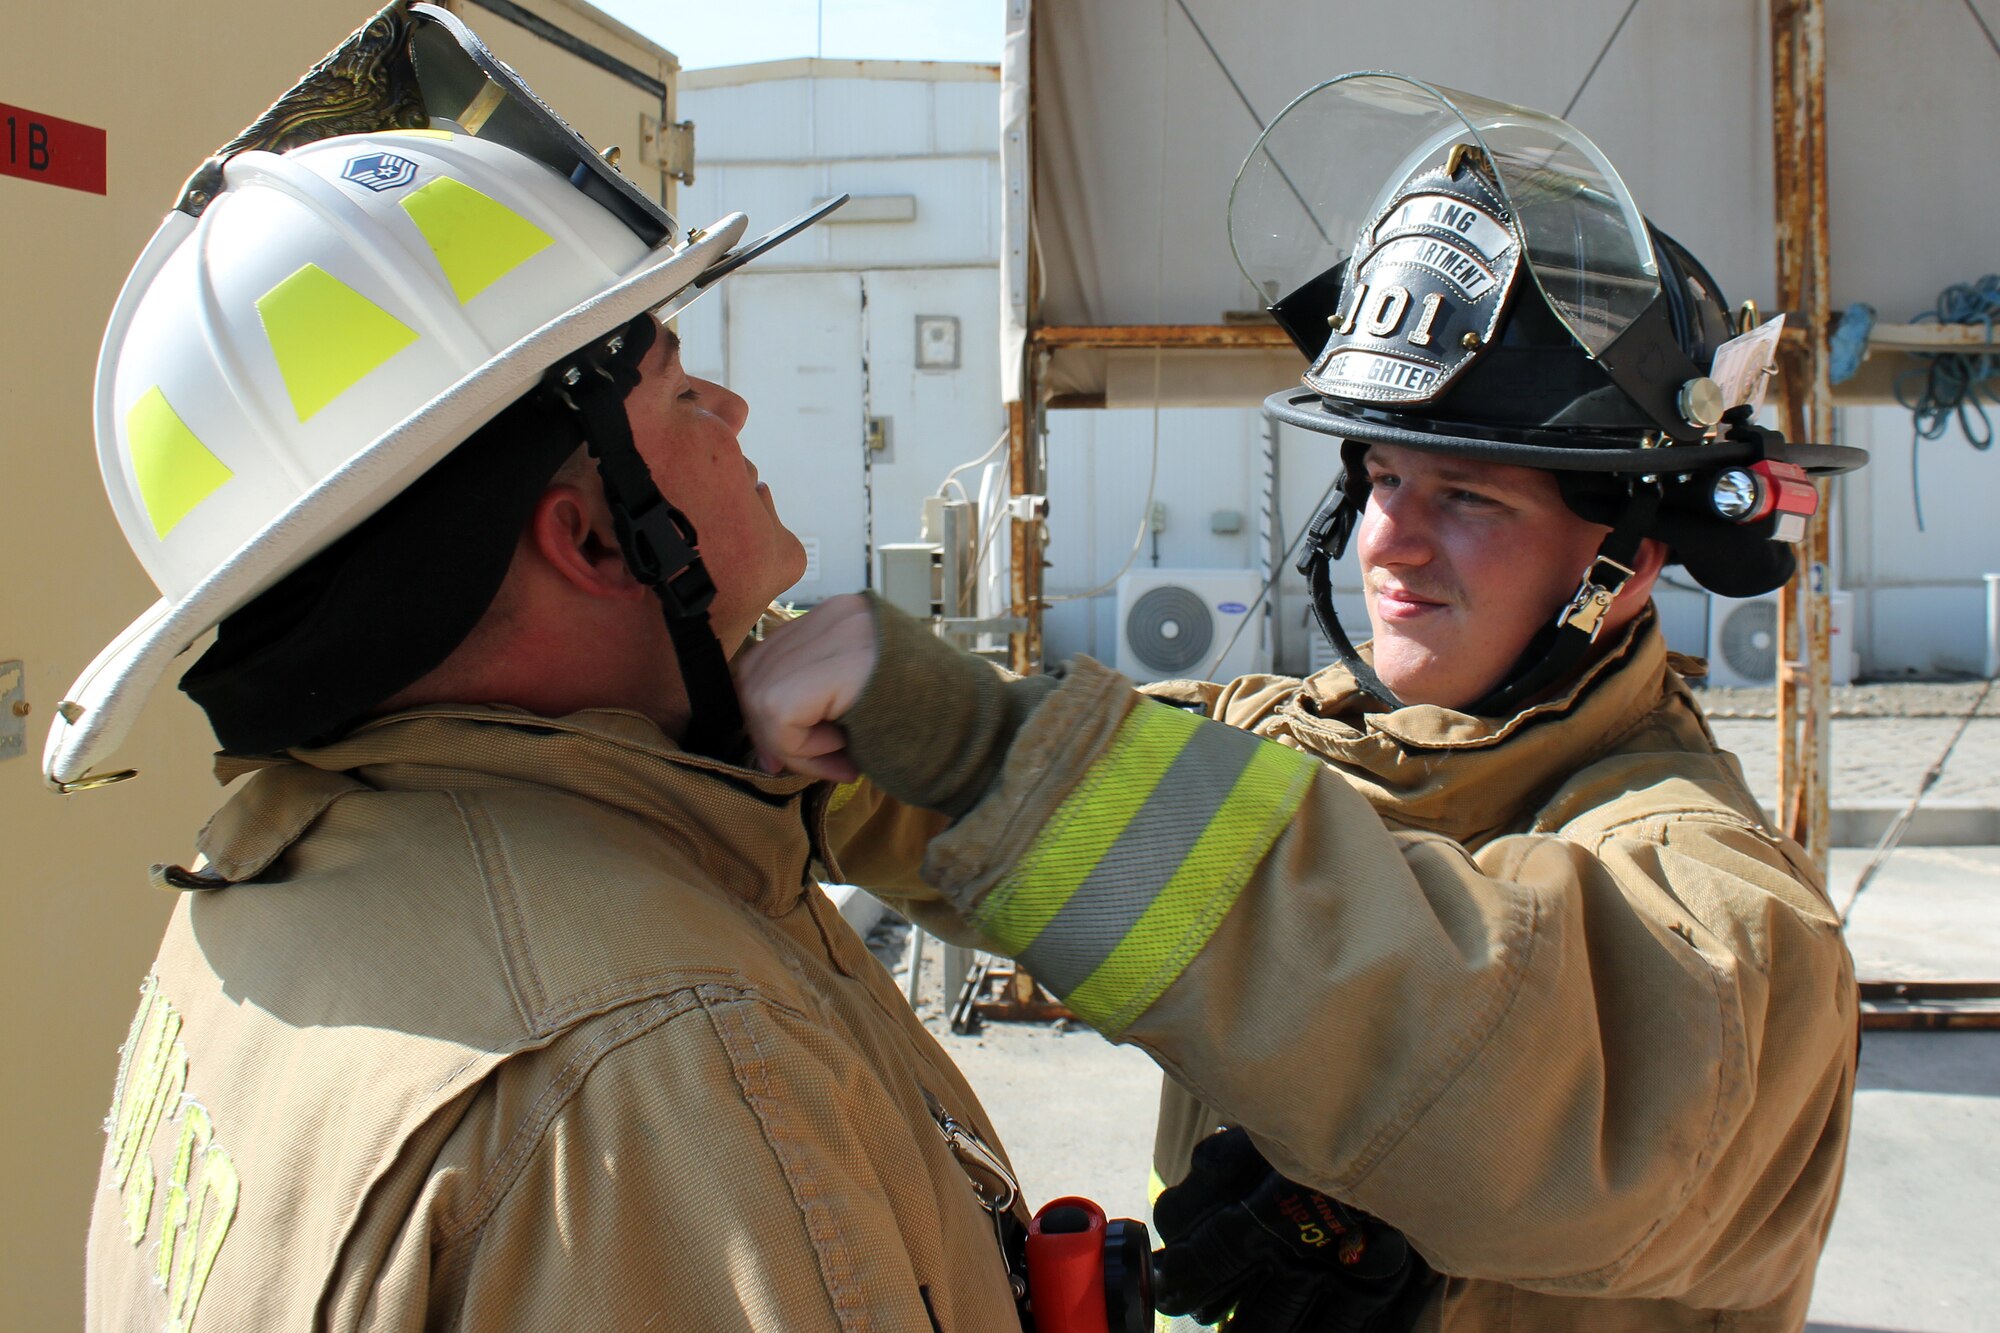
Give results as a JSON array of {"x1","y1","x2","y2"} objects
[
  {"x1": 0, "y1": 660, "x2": 23, "y2": 763},
  {"x1": 640, "y1": 113, "x2": 695, "y2": 184}
]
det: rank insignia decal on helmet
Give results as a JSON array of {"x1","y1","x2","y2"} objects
[
  {"x1": 1305, "y1": 159, "x2": 1518, "y2": 407},
  {"x1": 341, "y1": 150, "x2": 420, "y2": 192}
]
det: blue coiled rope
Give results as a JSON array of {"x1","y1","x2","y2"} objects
[{"x1": 1896, "y1": 274, "x2": 2000, "y2": 530}]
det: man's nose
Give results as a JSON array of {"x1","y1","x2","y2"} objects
[
  {"x1": 699, "y1": 377, "x2": 750, "y2": 431},
  {"x1": 1360, "y1": 492, "x2": 1434, "y2": 567}
]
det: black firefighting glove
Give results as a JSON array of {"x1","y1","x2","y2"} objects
[{"x1": 1151, "y1": 1128, "x2": 1434, "y2": 1332}]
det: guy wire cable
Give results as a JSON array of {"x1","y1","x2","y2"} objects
[
  {"x1": 1563, "y1": 0, "x2": 1644, "y2": 119},
  {"x1": 1202, "y1": 473, "x2": 1341, "y2": 680},
  {"x1": 1837, "y1": 676, "x2": 1996, "y2": 925}
]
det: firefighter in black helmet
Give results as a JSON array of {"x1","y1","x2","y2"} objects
[
  {"x1": 1235, "y1": 75, "x2": 1864, "y2": 718},
  {"x1": 736, "y1": 73, "x2": 1866, "y2": 1332}
]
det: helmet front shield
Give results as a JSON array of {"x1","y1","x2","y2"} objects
[{"x1": 178, "y1": 3, "x2": 676, "y2": 246}]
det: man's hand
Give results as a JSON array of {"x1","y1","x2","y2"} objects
[{"x1": 732, "y1": 593, "x2": 878, "y2": 781}]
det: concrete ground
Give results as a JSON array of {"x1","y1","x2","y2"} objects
[
  {"x1": 1704, "y1": 680, "x2": 2000, "y2": 846},
  {"x1": 853, "y1": 833, "x2": 2000, "y2": 1332}
]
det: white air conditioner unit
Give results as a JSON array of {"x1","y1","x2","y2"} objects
[
  {"x1": 1117, "y1": 570, "x2": 1271, "y2": 684},
  {"x1": 1705, "y1": 590, "x2": 1854, "y2": 688}
]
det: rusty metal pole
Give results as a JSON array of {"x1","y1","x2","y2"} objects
[
  {"x1": 1006, "y1": 392, "x2": 1045, "y2": 673},
  {"x1": 1007, "y1": 2, "x2": 1045, "y2": 675},
  {"x1": 1771, "y1": 0, "x2": 1834, "y2": 870}
]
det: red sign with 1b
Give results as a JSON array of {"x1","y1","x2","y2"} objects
[{"x1": 2, "y1": 102, "x2": 107, "y2": 195}]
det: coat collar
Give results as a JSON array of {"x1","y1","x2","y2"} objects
[
  {"x1": 195, "y1": 706, "x2": 826, "y2": 916},
  {"x1": 1265, "y1": 613, "x2": 1700, "y2": 846}
]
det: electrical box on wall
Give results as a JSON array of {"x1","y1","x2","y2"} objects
[{"x1": 915, "y1": 315, "x2": 960, "y2": 369}]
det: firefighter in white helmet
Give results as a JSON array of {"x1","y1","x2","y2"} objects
[
  {"x1": 67, "y1": 6, "x2": 1038, "y2": 1328},
  {"x1": 737, "y1": 75, "x2": 1867, "y2": 1331}
]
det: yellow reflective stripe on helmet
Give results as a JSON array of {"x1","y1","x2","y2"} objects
[
  {"x1": 1061, "y1": 737, "x2": 1315, "y2": 1032},
  {"x1": 127, "y1": 387, "x2": 233, "y2": 538},
  {"x1": 399, "y1": 176, "x2": 555, "y2": 304},
  {"x1": 971, "y1": 700, "x2": 1203, "y2": 953},
  {"x1": 256, "y1": 263, "x2": 419, "y2": 422}
]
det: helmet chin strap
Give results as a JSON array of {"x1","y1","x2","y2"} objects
[
  {"x1": 1297, "y1": 475, "x2": 1659, "y2": 717},
  {"x1": 543, "y1": 323, "x2": 747, "y2": 762}
]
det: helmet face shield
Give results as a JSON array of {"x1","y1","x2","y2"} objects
[
  {"x1": 1230, "y1": 73, "x2": 1661, "y2": 367},
  {"x1": 1228, "y1": 74, "x2": 1748, "y2": 441}
]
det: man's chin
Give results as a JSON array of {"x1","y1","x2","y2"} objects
[
  {"x1": 775, "y1": 526, "x2": 809, "y2": 590},
  {"x1": 1369, "y1": 631, "x2": 1467, "y2": 708}
]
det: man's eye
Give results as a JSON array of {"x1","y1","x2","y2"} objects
[
  {"x1": 1367, "y1": 471, "x2": 1398, "y2": 489},
  {"x1": 1449, "y1": 489, "x2": 1499, "y2": 508}
]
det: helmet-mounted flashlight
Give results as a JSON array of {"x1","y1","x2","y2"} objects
[{"x1": 1708, "y1": 460, "x2": 1819, "y2": 542}]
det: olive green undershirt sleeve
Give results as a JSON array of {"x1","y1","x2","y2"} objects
[{"x1": 839, "y1": 594, "x2": 1060, "y2": 819}]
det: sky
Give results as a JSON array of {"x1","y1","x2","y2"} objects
[{"x1": 590, "y1": 0, "x2": 1004, "y2": 69}]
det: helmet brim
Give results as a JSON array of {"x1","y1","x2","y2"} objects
[
  {"x1": 44, "y1": 214, "x2": 748, "y2": 790},
  {"x1": 1265, "y1": 388, "x2": 1868, "y2": 476}
]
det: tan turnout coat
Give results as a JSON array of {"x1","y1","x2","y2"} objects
[
  {"x1": 87, "y1": 707, "x2": 1023, "y2": 1332},
  {"x1": 830, "y1": 615, "x2": 1858, "y2": 1331}
]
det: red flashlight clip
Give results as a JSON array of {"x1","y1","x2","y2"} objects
[{"x1": 1751, "y1": 460, "x2": 1818, "y2": 543}]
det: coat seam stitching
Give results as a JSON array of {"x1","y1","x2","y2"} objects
[
  {"x1": 705, "y1": 988, "x2": 873, "y2": 1330},
  {"x1": 450, "y1": 792, "x2": 542, "y2": 1033}
]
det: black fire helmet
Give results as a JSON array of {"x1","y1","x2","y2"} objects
[{"x1": 1230, "y1": 74, "x2": 1866, "y2": 713}]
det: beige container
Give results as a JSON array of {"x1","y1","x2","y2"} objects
[{"x1": 0, "y1": 2, "x2": 681, "y2": 1321}]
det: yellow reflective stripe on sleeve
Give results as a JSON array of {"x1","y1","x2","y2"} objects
[
  {"x1": 399, "y1": 175, "x2": 554, "y2": 304},
  {"x1": 1148, "y1": 1166, "x2": 1168, "y2": 1207},
  {"x1": 971, "y1": 700, "x2": 1203, "y2": 952},
  {"x1": 256, "y1": 263, "x2": 419, "y2": 422},
  {"x1": 1062, "y1": 737, "x2": 1315, "y2": 1032},
  {"x1": 127, "y1": 387, "x2": 233, "y2": 538}
]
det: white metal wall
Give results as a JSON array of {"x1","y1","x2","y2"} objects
[
  {"x1": 1042, "y1": 408, "x2": 1368, "y2": 675},
  {"x1": 723, "y1": 271, "x2": 868, "y2": 595},
  {"x1": 1838, "y1": 405, "x2": 2000, "y2": 677},
  {"x1": 674, "y1": 64, "x2": 1003, "y2": 601}
]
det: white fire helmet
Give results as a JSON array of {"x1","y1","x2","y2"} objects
[{"x1": 46, "y1": 3, "x2": 833, "y2": 789}]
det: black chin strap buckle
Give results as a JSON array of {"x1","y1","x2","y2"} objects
[
  {"x1": 539, "y1": 323, "x2": 748, "y2": 762},
  {"x1": 1296, "y1": 487, "x2": 1360, "y2": 576},
  {"x1": 610, "y1": 497, "x2": 715, "y2": 618},
  {"x1": 1558, "y1": 554, "x2": 1638, "y2": 642}
]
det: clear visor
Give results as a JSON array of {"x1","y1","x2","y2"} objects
[{"x1": 1229, "y1": 73, "x2": 1659, "y2": 358}]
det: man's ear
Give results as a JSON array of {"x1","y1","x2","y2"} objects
[
  {"x1": 1616, "y1": 536, "x2": 1671, "y2": 609},
  {"x1": 526, "y1": 484, "x2": 646, "y2": 600}
]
